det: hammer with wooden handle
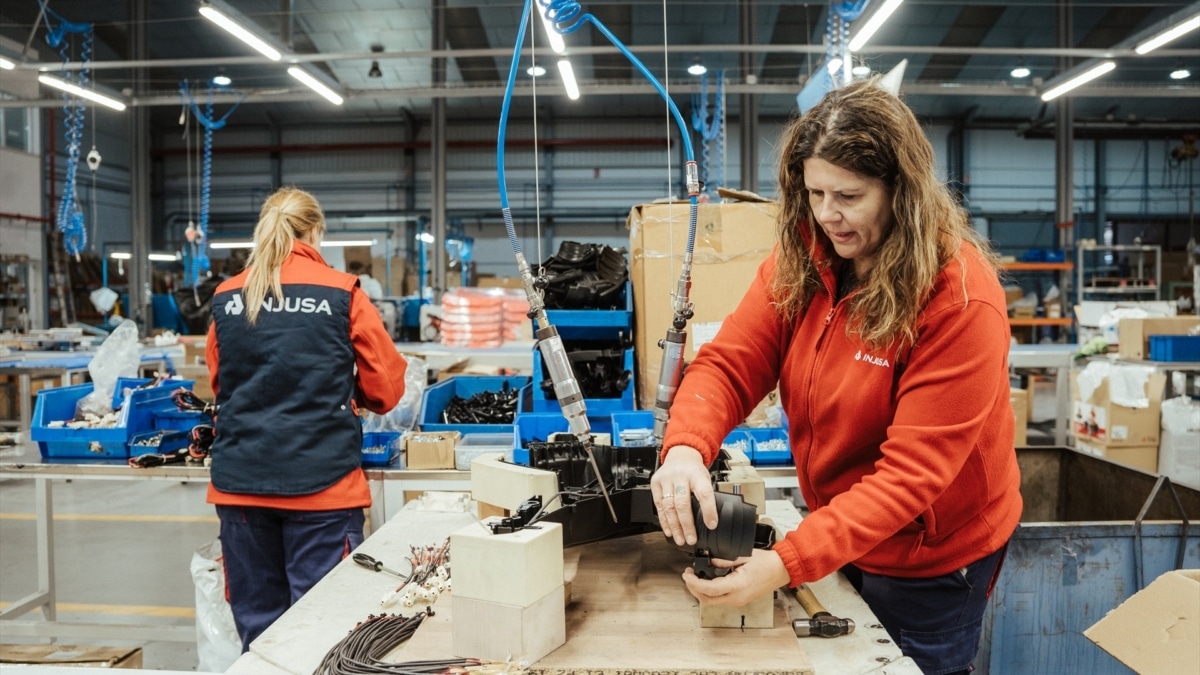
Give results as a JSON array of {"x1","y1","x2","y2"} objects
[{"x1": 790, "y1": 584, "x2": 856, "y2": 638}]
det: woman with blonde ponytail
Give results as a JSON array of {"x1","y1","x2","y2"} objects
[
  {"x1": 204, "y1": 187, "x2": 407, "y2": 652},
  {"x1": 651, "y1": 80, "x2": 1020, "y2": 675}
]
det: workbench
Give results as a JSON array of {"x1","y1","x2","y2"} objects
[
  {"x1": 0, "y1": 443, "x2": 517, "y2": 644},
  {"x1": 225, "y1": 499, "x2": 922, "y2": 675},
  {"x1": 0, "y1": 346, "x2": 182, "y2": 431},
  {"x1": 1009, "y1": 343, "x2": 1077, "y2": 445}
]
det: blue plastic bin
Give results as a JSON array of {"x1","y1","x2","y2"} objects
[
  {"x1": 745, "y1": 427, "x2": 792, "y2": 466},
  {"x1": 128, "y1": 429, "x2": 191, "y2": 456},
  {"x1": 611, "y1": 410, "x2": 654, "y2": 447},
  {"x1": 361, "y1": 431, "x2": 404, "y2": 467},
  {"x1": 535, "y1": 281, "x2": 633, "y2": 340},
  {"x1": 419, "y1": 375, "x2": 530, "y2": 434},
  {"x1": 30, "y1": 379, "x2": 194, "y2": 459},
  {"x1": 1149, "y1": 335, "x2": 1200, "y2": 362},
  {"x1": 512, "y1": 413, "x2": 614, "y2": 465},
  {"x1": 721, "y1": 429, "x2": 754, "y2": 460},
  {"x1": 529, "y1": 347, "x2": 635, "y2": 416}
]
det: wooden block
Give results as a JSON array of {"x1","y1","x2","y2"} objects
[
  {"x1": 477, "y1": 502, "x2": 507, "y2": 520},
  {"x1": 718, "y1": 465, "x2": 766, "y2": 515},
  {"x1": 722, "y1": 445, "x2": 752, "y2": 466},
  {"x1": 450, "y1": 519, "x2": 563, "y2": 606},
  {"x1": 452, "y1": 585, "x2": 566, "y2": 665},
  {"x1": 470, "y1": 454, "x2": 560, "y2": 513},
  {"x1": 700, "y1": 590, "x2": 775, "y2": 629}
]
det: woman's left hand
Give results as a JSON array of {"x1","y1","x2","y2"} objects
[{"x1": 682, "y1": 548, "x2": 792, "y2": 606}]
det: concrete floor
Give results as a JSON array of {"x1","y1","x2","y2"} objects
[{"x1": 0, "y1": 459, "x2": 219, "y2": 671}]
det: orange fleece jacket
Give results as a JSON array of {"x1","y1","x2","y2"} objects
[{"x1": 663, "y1": 239, "x2": 1022, "y2": 584}]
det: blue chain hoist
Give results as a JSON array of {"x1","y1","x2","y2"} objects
[
  {"x1": 178, "y1": 80, "x2": 244, "y2": 289},
  {"x1": 690, "y1": 70, "x2": 725, "y2": 198},
  {"x1": 40, "y1": 0, "x2": 93, "y2": 259}
]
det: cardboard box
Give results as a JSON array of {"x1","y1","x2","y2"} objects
[
  {"x1": 1117, "y1": 316, "x2": 1200, "y2": 360},
  {"x1": 403, "y1": 430, "x2": 461, "y2": 469},
  {"x1": 343, "y1": 246, "x2": 373, "y2": 276},
  {"x1": 1084, "y1": 569, "x2": 1199, "y2": 674},
  {"x1": 1074, "y1": 438, "x2": 1159, "y2": 474},
  {"x1": 476, "y1": 275, "x2": 526, "y2": 290},
  {"x1": 1072, "y1": 367, "x2": 1165, "y2": 448},
  {"x1": 1010, "y1": 388, "x2": 1028, "y2": 446},
  {"x1": 0, "y1": 645, "x2": 143, "y2": 668},
  {"x1": 175, "y1": 364, "x2": 214, "y2": 401},
  {"x1": 628, "y1": 198, "x2": 777, "y2": 410},
  {"x1": 373, "y1": 256, "x2": 406, "y2": 297}
]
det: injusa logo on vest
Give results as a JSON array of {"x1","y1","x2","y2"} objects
[{"x1": 222, "y1": 292, "x2": 332, "y2": 316}]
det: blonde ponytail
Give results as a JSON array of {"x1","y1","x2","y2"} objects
[{"x1": 242, "y1": 187, "x2": 326, "y2": 325}]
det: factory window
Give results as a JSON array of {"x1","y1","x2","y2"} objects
[{"x1": 0, "y1": 93, "x2": 38, "y2": 154}]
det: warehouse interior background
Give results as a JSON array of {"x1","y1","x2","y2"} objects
[
  {"x1": 0, "y1": 1, "x2": 1199, "y2": 672},
  {"x1": 0, "y1": 0, "x2": 1198, "y2": 335}
]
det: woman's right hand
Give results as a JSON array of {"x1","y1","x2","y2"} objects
[{"x1": 651, "y1": 446, "x2": 719, "y2": 547}]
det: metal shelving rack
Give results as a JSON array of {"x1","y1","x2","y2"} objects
[
  {"x1": 0, "y1": 253, "x2": 31, "y2": 332},
  {"x1": 1076, "y1": 244, "x2": 1162, "y2": 302}
]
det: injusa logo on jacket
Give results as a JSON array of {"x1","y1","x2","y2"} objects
[
  {"x1": 222, "y1": 292, "x2": 332, "y2": 316},
  {"x1": 854, "y1": 350, "x2": 891, "y2": 368}
]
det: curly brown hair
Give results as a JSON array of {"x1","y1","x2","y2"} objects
[{"x1": 772, "y1": 78, "x2": 999, "y2": 351}]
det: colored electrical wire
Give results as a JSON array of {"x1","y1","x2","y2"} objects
[{"x1": 171, "y1": 388, "x2": 217, "y2": 417}]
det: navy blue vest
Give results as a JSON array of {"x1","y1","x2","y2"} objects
[{"x1": 210, "y1": 281, "x2": 361, "y2": 495}]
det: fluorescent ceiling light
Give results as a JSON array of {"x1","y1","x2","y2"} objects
[
  {"x1": 209, "y1": 241, "x2": 254, "y2": 249},
  {"x1": 416, "y1": 233, "x2": 435, "y2": 244},
  {"x1": 212, "y1": 75, "x2": 232, "y2": 86},
  {"x1": 1010, "y1": 65, "x2": 1031, "y2": 79},
  {"x1": 826, "y1": 58, "x2": 843, "y2": 76},
  {"x1": 320, "y1": 239, "x2": 376, "y2": 247},
  {"x1": 0, "y1": 57, "x2": 15, "y2": 70},
  {"x1": 527, "y1": 65, "x2": 546, "y2": 77},
  {"x1": 537, "y1": 7, "x2": 566, "y2": 54},
  {"x1": 688, "y1": 62, "x2": 707, "y2": 76},
  {"x1": 199, "y1": 4, "x2": 282, "y2": 61},
  {"x1": 557, "y1": 59, "x2": 580, "y2": 100},
  {"x1": 38, "y1": 74, "x2": 127, "y2": 111},
  {"x1": 1040, "y1": 60, "x2": 1116, "y2": 101},
  {"x1": 852, "y1": 64, "x2": 871, "y2": 77},
  {"x1": 288, "y1": 67, "x2": 344, "y2": 105},
  {"x1": 849, "y1": 0, "x2": 905, "y2": 52},
  {"x1": 1134, "y1": 13, "x2": 1200, "y2": 55},
  {"x1": 1171, "y1": 67, "x2": 1192, "y2": 80},
  {"x1": 110, "y1": 252, "x2": 180, "y2": 261}
]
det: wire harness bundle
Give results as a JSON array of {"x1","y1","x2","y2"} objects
[
  {"x1": 379, "y1": 540, "x2": 452, "y2": 609},
  {"x1": 312, "y1": 610, "x2": 485, "y2": 675}
]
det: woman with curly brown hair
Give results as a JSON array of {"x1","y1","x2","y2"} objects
[{"x1": 652, "y1": 80, "x2": 1021, "y2": 675}]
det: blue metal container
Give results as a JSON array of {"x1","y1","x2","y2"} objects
[{"x1": 977, "y1": 447, "x2": 1200, "y2": 674}]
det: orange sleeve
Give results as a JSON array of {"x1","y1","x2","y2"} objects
[
  {"x1": 205, "y1": 320, "x2": 220, "y2": 399},
  {"x1": 349, "y1": 287, "x2": 407, "y2": 414}
]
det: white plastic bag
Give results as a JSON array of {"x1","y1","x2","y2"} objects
[
  {"x1": 362, "y1": 356, "x2": 428, "y2": 433},
  {"x1": 76, "y1": 319, "x2": 142, "y2": 419},
  {"x1": 191, "y1": 539, "x2": 241, "y2": 671}
]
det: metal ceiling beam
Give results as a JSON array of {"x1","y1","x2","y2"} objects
[
  {"x1": 4, "y1": 80, "x2": 1195, "y2": 109},
  {"x1": 15, "y1": 44, "x2": 1200, "y2": 72}
]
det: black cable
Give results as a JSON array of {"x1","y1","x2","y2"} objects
[
  {"x1": 312, "y1": 610, "x2": 484, "y2": 675},
  {"x1": 171, "y1": 387, "x2": 216, "y2": 417}
]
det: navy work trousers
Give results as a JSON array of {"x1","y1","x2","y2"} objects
[
  {"x1": 216, "y1": 505, "x2": 365, "y2": 652},
  {"x1": 841, "y1": 543, "x2": 1008, "y2": 675}
]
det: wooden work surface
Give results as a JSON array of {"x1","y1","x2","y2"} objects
[
  {"x1": 401, "y1": 531, "x2": 812, "y2": 674},
  {"x1": 228, "y1": 501, "x2": 919, "y2": 675}
]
